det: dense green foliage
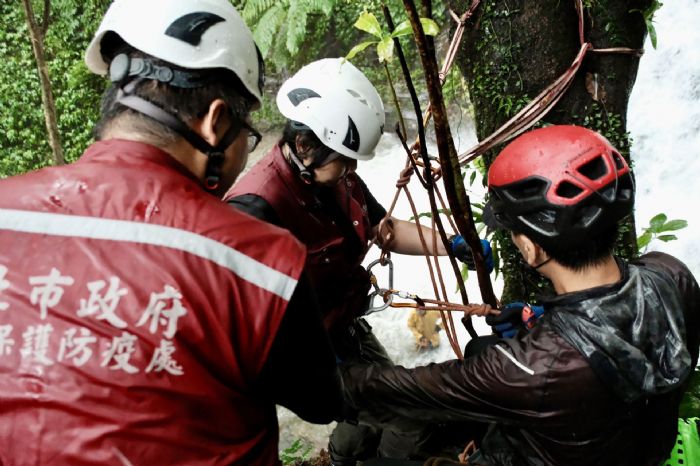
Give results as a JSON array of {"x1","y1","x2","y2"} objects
[
  {"x1": 238, "y1": 0, "x2": 452, "y2": 132},
  {"x1": 0, "y1": 0, "x2": 451, "y2": 173},
  {"x1": 0, "y1": 0, "x2": 109, "y2": 178}
]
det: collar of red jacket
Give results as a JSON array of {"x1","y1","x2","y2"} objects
[{"x1": 78, "y1": 139, "x2": 204, "y2": 187}]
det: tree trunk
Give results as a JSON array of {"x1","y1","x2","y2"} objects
[
  {"x1": 21, "y1": 0, "x2": 64, "y2": 166},
  {"x1": 449, "y1": 0, "x2": 651, "y2": 302}
]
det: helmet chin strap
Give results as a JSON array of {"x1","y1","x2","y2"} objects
[
  {"x1": 532, "y1": 257, "x2": 552, "y2": 270},
  {"x1": 284, "y1": 143, "x2": 339, "y2": 186},
  {"x1": 115, "y1": 76, "x2": 242, "y2": 192},
  {"x1": 285, "y1": 147, "x2": 315, "y2": 185}
]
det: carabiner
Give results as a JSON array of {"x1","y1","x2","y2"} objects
[{"x1": 365, "y1": 258, "x2": 394, "y2": 314}]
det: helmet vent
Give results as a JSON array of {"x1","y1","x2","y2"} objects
[
  {"x1": 556, "y1": 181, "x2": 583, "y2": 199},
  {"x1": 521, "y1": 209, "x2": 557, "y2": 236},
  {"x1": 598, "y1": 185, "x2": 616, "y2": 203},
  {"x1": 343, "y1": 116, "x2": 360, "y2": 151},
  {"x1": 165, "y1": 12, "x2": 225, "y2": 46},
  {"x1": 502, "y1": 178, "x2": 547, "y2": 202},
  {"x1": 287, "y1": 88, "x2": 321, "y2": 106},
  {"x1": 347, "y1": 89, "x2": 369, "y2": 106},
  {"x1": 577, "y1": 156, "x2": 608, "y2": 181},
  {"x1": 576, "y1": 205, "x2": 602, "y2": 227},
  {"x1": 617, "y1": 174, "x2": 634, "y2": 200},
  {"x1": 612, "y1": 151, "x2": 625, "y2": 170}
]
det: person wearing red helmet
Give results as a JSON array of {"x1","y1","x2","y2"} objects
[{"x1": 341, "y1": 125, "x2": 700, "y2": 465}]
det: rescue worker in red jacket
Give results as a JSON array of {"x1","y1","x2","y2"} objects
[
  {"x1": 0, "y1": 0, "x2": 342, "y2": 464},
  {"x1": 342, "y1": 125, "x2": 700, "y2": 465},
  {"x1": 226, "y1": 58, "x2": 494, "y2": 465}
]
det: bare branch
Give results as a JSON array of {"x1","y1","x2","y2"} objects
[{"x1": 40, "y1": 0, "x2": 51, "y2": 38}]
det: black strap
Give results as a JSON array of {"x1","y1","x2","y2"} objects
[
  {"x1": 110, "y1": 54, "x2": 220, "y2": 89},
  {"x1": 116, "y1": 79, "x2": 242, "y2": 190}
]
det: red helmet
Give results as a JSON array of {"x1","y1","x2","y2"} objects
[{"x1": 483, "y1": 125, "x2": 635, "y2": 251}]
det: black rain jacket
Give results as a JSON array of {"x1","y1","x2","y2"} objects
[{"x1": 343, "y1": 252, "x2": 700, "y2": 465}]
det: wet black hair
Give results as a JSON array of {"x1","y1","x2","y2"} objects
[
  {"x1": 279, "y1": 120, "x2": 324, "y2": 156},
  {"x1": 536, "y1": 223, "x2": 619, "y2": 271}
]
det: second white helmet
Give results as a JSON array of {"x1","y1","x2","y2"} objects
[
  {"x1": 277, "y1": 58, "x2": 385, "y2": 161},
  {"x1": 85, "y1": 0, "x2": 264, "y2": 107}
]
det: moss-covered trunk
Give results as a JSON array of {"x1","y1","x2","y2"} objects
[{"x1": 448, "y1": 0, "x2": 651, "y2": 302}]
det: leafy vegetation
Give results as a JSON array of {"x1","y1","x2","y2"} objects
[
  {"x1": 637, "y1": 213, "x2": 688, "y2": 251},
  {"x1": 239, "y1": 0, "x2": 336, "y2": 60},
  {"x1": 346, "y1": 10, "x2": 439, "y2": 63},
  {"x1": 631, "y1": 0, "x2": 664, "y2": 49},
  {"x1": 238, "y1": 0, "x2": 452, "y2": 133},
  {"x1": 680, "y1": 369, "x2": 700, "y2": 418},
  {"x1": 280, "y1": 439, "x2": 313, "y2": 465},
  {"x1": 0, "y1": 0, "x2": 108, "y2": 178}
]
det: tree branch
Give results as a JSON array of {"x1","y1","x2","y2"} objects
[{"x1": 404, "y1": 0, "x2": 498, "y2": 309}]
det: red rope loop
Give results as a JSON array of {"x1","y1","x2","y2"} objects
[{"x1": 395, "y1": 166, "x2": 414, "y2": 188}]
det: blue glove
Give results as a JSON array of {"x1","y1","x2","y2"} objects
[
  {"x1": 485, "y1": 302, "x2": 545, "y2": 338},
  {"x1": 450, "y1": 235, "x2": 494, "y2": 273}
]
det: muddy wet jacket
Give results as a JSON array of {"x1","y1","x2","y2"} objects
[
  {"x1": 229, "y1": 144, "x2": 374, "y2": 335},
  {"x1": 0, "y1": 140, "x2": 306, "y2": 466},
  {"x1": 344, "y1": 252, "x2": 700, "y2": 465}
]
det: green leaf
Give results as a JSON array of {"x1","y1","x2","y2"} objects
[
  {"x1": 376, "y1": 35, "x2": 394, "y2": 62},
  {"x1": 647, "y1": 20, "x2": 658, "y2": 48},
  {"x1": 390, "y1": 20, "x2": 413, "y2": 38},
  {"x1": 354, "y1": 11, "x2": 383, "y2": 39},
  {"x1": 649, "y1": 213, "x2": 667, "y2": 231},
  {"x1": 391, "y1": 18, "x2": 440, "y2": 38},
  {"x1": 409, "y1": 212, "x2": 433, "y2": 221},
  {"x1": 419, "y1": 18, "x2": 440, "y2": 36},
  {"x1": 458, "y1": 263, "x2": 469, "y2": 290},
  {"x1": 657, "y1": 234, "x2": 678, "y2": 242},
  {"x1": 637, "y1": 231, "x2": 652, "y2": 250},
  {"x1": 659, "y1": 219, "x2": 688, "y2": 232},
  {"x1": 345, "y1": 40, "x2": 376, "y2": 61},
  {"x1": 469, "y1": 170, "x2": 477, "y2": 186}
]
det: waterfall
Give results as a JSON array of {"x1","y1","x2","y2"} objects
[{"x1": 628, "y1": 0, "x2": 700, "y2": 277}]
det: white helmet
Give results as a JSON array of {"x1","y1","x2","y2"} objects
[
  {"x1": 277, "y1": 58, "x2": 385, "y2": 161},
  {"x1": 85, "y1": 0, "x2": 264, "y2": 108}
]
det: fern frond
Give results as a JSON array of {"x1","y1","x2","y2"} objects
[
  {"x1": 253, "y1": 3, "x2": 286, "y2": 57},
  {"x1": 300, "y1": 0, "x2": 337, "y2": 16},
  {"x1": 242, "y1": 0, "x2": 281, "y2": 23},
  {"x1": 286, "y1": 1, "x2": 308, "y2": 55},
  {"x1": 271, "y1": 21, "x2": 293, "y2": 69}
]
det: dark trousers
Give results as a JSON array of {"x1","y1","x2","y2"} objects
[{"x1": 329, "y1": 319, "x2": 432, "y2": 465}]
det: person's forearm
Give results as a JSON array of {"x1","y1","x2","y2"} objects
[
  {"x1": 388, "y1": 218, "x2": 449, "y2": 256},
  {"x1": 343, "y1": 360, "x2": 487, "y2": 426}
]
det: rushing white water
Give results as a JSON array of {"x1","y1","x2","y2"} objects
[{"x1": 277, "y1": 1, "x2": 700, "y2": 453}]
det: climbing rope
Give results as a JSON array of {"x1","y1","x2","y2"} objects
[
  {"x1": 372, "y1": 0, "x2": 644, "y2": 359},
  {"x1": 457, "y1": 0, "x2": 644, "y2": 165}
]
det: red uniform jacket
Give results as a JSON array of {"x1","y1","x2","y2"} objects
[
  {"x1": 0, "y1": 140, "x2": 306, "y2": 465},
  {"x1": 229, "y1": 145, "x2": 374, "y2": 335}
]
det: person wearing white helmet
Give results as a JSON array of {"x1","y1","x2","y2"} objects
[
  {"x1": 227, "y1": 58, "x2": 494, "y2": 464},
  {"x1": 0, "y1": 0, "x2": 342, "y2": 464}
]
